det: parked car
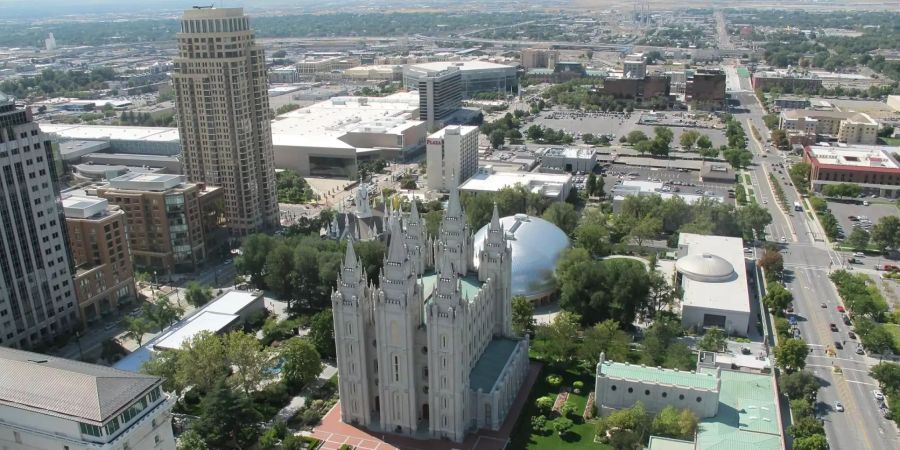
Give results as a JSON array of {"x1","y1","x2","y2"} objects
[
  {"x1": 834, "y1": 341, "x2": 843, "y2": 350},
  {"x1": 837, "y1": 305, "x2": 845, "y2": 313},
  {"x1": 848, "y1": 331, "x2": 856, "y2": 339},
  {"x1": 830, "y1": 323, "x2": 839, "y2": 332},
  {"x1": 853, "y1": 252, "x2": 865, "y2": 257},
  {"x1": 834, "y1": 401, "x2": 845, "y2": 412},
  {"x1": 874, "y1": 390, "x2": 885, "y2": 401}
]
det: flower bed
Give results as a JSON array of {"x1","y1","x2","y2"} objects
[
  {"x1": 552, "y1": 390, "x2": 569, "y2": 413},
  {"x1": 583, "y1": 392, "x2": 595, "y2": 420}
]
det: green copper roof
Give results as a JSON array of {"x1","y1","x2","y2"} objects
[
  {"x1": 696, "y1": 370, "x2": 782, "y2": 450},
  {"x1": 598, "y1": 361, "x2": 718, "y2": 390},
  {"x1": 420, "y1": 272, "x2": 483, "y2": 303},
  {"x1": 469, "y1": 337, "x2": 520, "y2": 393}
]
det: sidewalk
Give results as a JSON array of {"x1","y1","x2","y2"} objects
[{"x1": 277, "y1": 363, "x2": 338, "y2": 422}]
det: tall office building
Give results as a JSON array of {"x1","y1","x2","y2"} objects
[
  {"x1": 408, "y1": 65, "x2": 462, "y2": 128},
  {"x1": 426, "y1": 125, "x2": 479, "y2": 191},
  {"x1": 0, "y1": 93, "x2": 78, "y2": 349},
  {"x1": 172, "y1": 7, "x2": 279, "y2": 238}
]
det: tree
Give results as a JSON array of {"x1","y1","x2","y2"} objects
[
  {"x1": 738, "y1": 203, "x2": 773, "y2": 240},
  {"x1": 145, "y1": 295, "x2": 183, "y2": 330},
  {"x1": 558, "y1": 258, "x2": 650, "y2": 326},
  {"x1": 627, "y1": 130, "x2": 648, "y2": 144},
  {"x1": 596, "y1": 402, "x2": 651, "y2": 446},
  {"x1": 698, "y1": 327, "x2": 726, "y2": 352},
  {"x1": 177, "y1": 430, "x2": 208, "y2": 450},
  {"x1": 793, "y1": 434, "x2": 829, "y2": 450},
  {"x1": 579, "y1": 319, "x2": 630, "y2": 364},
  {"x1": 763, "y1": 282, "x2": 794, "y2": 314},
  {"x1": 775, "y1": 338, "x2": 808, "y2": 372},
  {"x1": 542, "y1": 202, "x2": 578, "y2": 235},
  {"x1": 780, "y1": 370, "x2": 820, "y2": 401},
  {"x1": 177, "y1": 332, "x2": 229, "y2": 393},
  {"x1": 629, "y1": 215, "x2": 662, "y2": 248},
  {"x1": 846, "y1": 227, "x2": 871, "y2": 252},
  {"x1": 307, "y1": 310, "x2": 336, "y2": 358},
  {"x1": 512, "y1": 295, "x2": 536, "y2": 336},
  {"x1": 142, "y1": 351, "x2": 181, "y2": 393},
  {"x1": 790, "y1": 398, "x2": 815, "y2": 418},
  {"x1": 770, "y1": 129, "x2": 789, "y2": 149},
  {"x1": 663, "y1": 342, "x2": 696, "y2": 371},
  {"x1": 788, "y1": 416, "x2": 825, "y2": 440},
  {"x1": 224, "y1": 331, "x2": 274, "y2": 395},
  {"x1": 696, "y1": 134, "x2": 713, "y2": 150},
  {"x1": 872, "y1": 215, "x2": 900, "y2": 250},
  {"x1": 535, "y1": 395, "x2": 554, "y2": 413},
  {"x1": 184, "y1": 281, "x2": 214, "y2": 308},
  {"x1": 490, "y1": 130, "x2": 505, "y2": 149},
  {"x1": 265, "y1": 244, "x2": 297, "y2": 299},
  {"x1": 549, "y1": 417, "x2": 574, "y2": 436},
  {"x1": 680, "y1": 130, "x2": 700, "y2": 150},
  {"x1": 526, "y1": 124, "x2": 544, "y2": 141},
  {"x1": 192, "y1": 380, "x2": 262, "y2": 449},
  {"x1": 533, "y1": 311, "x2": 581, "y2": 363},
  {"x1": 123, "y1": 317, "x2": 152, "y2": 347},
  {"x1": 280, "y1": 337, "x2": 323, "y2": 391},
  {"x1": 869, "y1": 362, "x2": 900, "y2": 391},
  {"x1": 645, "y1": 270, "x2": 674, "y2": 319},
  {"x1": 788, "y1": 162, "x2": 812, "y2": 193},
  {"x1": 757, "y1": 247, "x2": 784, "y2": 279},
  {"x1": 652, "y1": 406, "x2": 697, "y2": 440},
  {"x1": 235, "y1": 234, "x2": 275, "y2": 287},
  {"x1": 857, "y1": 321, "x2": 895, "y2": 355},
  {"x1": 634, "y1": 139, "x2": 654, "y2": 156},
  {"x1": 821, "y1": 183, "x2": 862, "y2": 199}
]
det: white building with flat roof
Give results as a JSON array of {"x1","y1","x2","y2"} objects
[
  {"x1": 540, "y1": 147, "x2": 597, "y2": 173},
  {"x1": 611, "y1": 180, "x2": 722, "y2": 206},
  {"x1": 403, "y1": 60, "x2": 518, "y2": 99},
  {"x1": 113, "y1": 290, "x2": 264, "y2": 371},
  {"x1": 426, "y1": 125, "x2": 479, "y2": 191},
  {"x1": 0, "y1": 347, "x2": 175, "y2": 450},
  {"x1": 459, "y1": 166, "x2": 573, "y2": 201},
  {"x1": 271, "y1": 92, "x2": 426, "y2": 178},
  {"x1": 675, "y1": 233, "x2": 751, "y2": 336}
]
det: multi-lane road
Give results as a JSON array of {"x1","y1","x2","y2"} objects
[{"x1": 730, "y1": 84, "x2": 900, "y2": 450}]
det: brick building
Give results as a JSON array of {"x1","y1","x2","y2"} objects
[
  {"x1": 96, "y1": 173, "x2": 225, "y2": 274},
  {"x1": 803, "y1": 145, "x2": 900, "y2": 198},
  {"x1": 62, "y1": 196, "x2": 135, "y2": 324}
]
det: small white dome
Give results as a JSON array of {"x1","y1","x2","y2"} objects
[{"x1": 676, "y1": 253, "x2": 735, "y2": 282}]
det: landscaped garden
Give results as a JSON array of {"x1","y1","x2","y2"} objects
[{"x1": 510, "y1": 365, "x2": 608, "y2": 450}]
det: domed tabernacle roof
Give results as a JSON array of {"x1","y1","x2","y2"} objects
[
  {"x1": 675, "y1": 253, "x2": 736, "y2": 282},
  {"x1": 473, "y1": 214, "x2": 570, "y2": 299}
]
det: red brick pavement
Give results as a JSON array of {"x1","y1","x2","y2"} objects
[{"x1": 311, "y1": 361, "x2": 542, "y2": 450}]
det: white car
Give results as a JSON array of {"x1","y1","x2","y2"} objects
[
  {"x1": 853, "y1": 252, "x2": 865, "y2": 257},
  {"x1": 834, "y1": 401, "x2": 844, "y2": 412},
  {"x1": 780, "y1": 237, "x2": 787, "y2": 243},
  {"x1": 874, "y1": 390, "x2": 885, "y2": 401}
]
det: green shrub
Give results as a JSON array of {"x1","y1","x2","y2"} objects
[{"x1": 546, "y1": 374, "x2": 563, "y2": 387}]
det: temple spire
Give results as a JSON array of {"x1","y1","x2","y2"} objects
[
  {"x1": 386, "y1": 217, "x2": 406, "y2": 263},
  {"x1": 490, "y1": 202, "x2": 501, "y2": 229}
]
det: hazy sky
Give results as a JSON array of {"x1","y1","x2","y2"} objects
[{"x1": 0, "y1": 0, "x2": 321, "y2": 19}]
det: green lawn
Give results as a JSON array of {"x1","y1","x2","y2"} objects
[
  {"x1": 509, "y1": 364, "x2": 611, "y2": 450},
  {"x1": 878, "y1": 137, "x2": 900, "y2": 147}
]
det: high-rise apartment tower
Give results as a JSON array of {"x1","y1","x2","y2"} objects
[
  {"x1": 172, "y1": 7, "x2": 279, "y2": 238},
  {"x1": 0, "y1": 93, "x2": 78, "y2": 349}
]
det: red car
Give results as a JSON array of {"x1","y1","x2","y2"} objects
[{"x1": 837, "y1": 305, "x2": 846, "y2": 313}]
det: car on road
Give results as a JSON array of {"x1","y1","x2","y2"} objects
[
  {"x1": 830, "y1": 323, "x2": 839, "y2": 332},
  {"x1": 834, "y1": 401, "x2": 844, "y2": 412},
  {"x1": 874, "y1": 390, "x2": 885, "y2": 401},
  {"x1": 843, "y1": 315, "x2": 852, "y2": 326},
  {"x1": 834, "y1": 341, "x2": 843, "y2": 350},
  {"x1": 780, "y1": 237, "x2": 787, "y2": 243},
  {"x1": 853, "y1": 252, "x2": 865, "y2": 257},
  {"x1": 856, "y1": 346, "x2": 865, "y2": 355},
  {"x1": 848, "y1": 331, "x2": 856, "y2": 339},
  {"x1": 836, "y1": 305, "x2": 845, "y2": 313},
  {"x1": 820, "y1": 302, "x2": 827, "y2": 308},
  {"x1": 104, "y1": 323, "x2": 116, "y2": 331}
]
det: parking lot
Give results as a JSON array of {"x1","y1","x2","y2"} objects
[
  {"x1": 532, "y1": 109, "x2": 729, "y2": 149},
  {"x1": 826, "y1": 199, "x2": 898, "y2": 242}
]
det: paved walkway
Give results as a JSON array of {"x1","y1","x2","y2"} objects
[
  {"x1": 311, "y1": 361, "x2": 542, "y2": 450},
  {"x1": 277, "y1": 362, "x2": 338, "y2": 421}
]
